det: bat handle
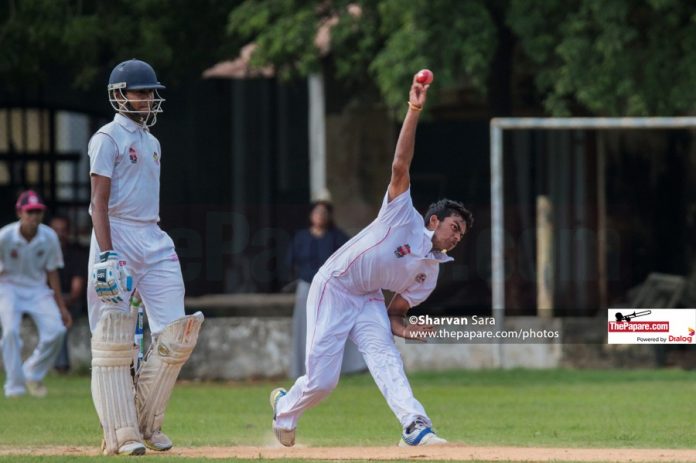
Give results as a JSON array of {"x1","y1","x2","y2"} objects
[{"x1": 131, "y1": 295, "x2": 145, "y2": 373}]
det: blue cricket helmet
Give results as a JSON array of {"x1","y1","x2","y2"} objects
[
  {"x1": 107, "y1": 59, "x2": 165, "y2": 127},
  {"x1": 108, "y1": 59, "x2": 165, "y2": 91}
]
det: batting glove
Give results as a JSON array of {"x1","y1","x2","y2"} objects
[{"x1": 92, "y1": 250, "x2": 133, "y2": 304}]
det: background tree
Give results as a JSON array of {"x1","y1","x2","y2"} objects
[
  {"x1": 4, "y1": 0, "x2": 696, "y2": 116},
  {"x1": 226, "y1": 0, "x2": 497, "y2": 111},
  {"x1": 0, "y1": 0, "x2": 236, "y2": 90},
  {"x1": 508, "y1": 0, "x2": 696, "y2": 116},
  {"x1": 228, "y1": 0, "x2": 696, "y2": 116}
]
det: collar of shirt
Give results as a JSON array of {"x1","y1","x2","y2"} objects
[
  {"x1": 421, "y1": 227, "x2": 454, "y2": 263},
  {"x1": 12, "y1": 222, "x2": 45, "y2": 246},
  {"x1": 114, "y1": 113, "x2": 147, "y2": 133}
]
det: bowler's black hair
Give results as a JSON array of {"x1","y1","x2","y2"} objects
[{"x1": 424, "y1": 199, "x2": 473, "y2": 231}]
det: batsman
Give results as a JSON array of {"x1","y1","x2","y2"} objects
[{"x1": 87, "y1": 59, "x2": 204, "y2": 455}]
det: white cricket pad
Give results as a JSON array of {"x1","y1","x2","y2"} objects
[
  {"x1": 91, "y1": 310, "x2": 141, "y2": 455},
  {"x1": 135, "y1": 312, "x2": 204, "y2": 440}
]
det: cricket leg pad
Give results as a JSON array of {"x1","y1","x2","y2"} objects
[
  {"x1": 91, "y1": 309, "x2": 142, "y2": 455},
  {"x1": 135, "y1": 312, "x2": 204, "y2": 444}
]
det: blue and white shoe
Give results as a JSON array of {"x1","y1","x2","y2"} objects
[
  {"x1": 270, "y1": 388, "x2": 295, "y2": 447},
  {"x1": 398, "y1": 418, "x2": 448, "y2": 447}
]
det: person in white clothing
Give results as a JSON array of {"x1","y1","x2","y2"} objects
[
  {"x1": 87, "y1": 59, "x2": 203, "y2": 456},
  {"x1": 0, "y1": 190, "x2": 72, "y2": 398},
  {"x1": 270, "y1": 72, "x2": 473, "y2": 447}
]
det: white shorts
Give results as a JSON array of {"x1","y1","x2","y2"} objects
[
  {"x1": 0, "y1": 282, "x2": 60, "y2": 325},
  {"x1": 0, "y1": 282, "x2": 66, "y2": 395},
  {"x1": 87, "y1": 218, "x2": 185, "y2": 334}
]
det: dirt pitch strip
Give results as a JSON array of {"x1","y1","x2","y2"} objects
[{"x1": 1, "y1": 445, "x2": 696, "y2": 461}]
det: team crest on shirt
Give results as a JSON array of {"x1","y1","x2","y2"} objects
[
  {"x1": 415, "y1": 273, "x2": 427, "y2": 284},
  {"x1": 394, "y1": 244, "x2": 411, "y2": 258},
  {"x1": 153, "y1": 152, "x2": 160, "y2": 166},
  {"x1": 36, "y1": 249, "x2": 45, "y2": 257},
  {"x1": 128, "y1": 146, "x2": 138, "y2": 164},
  {"x1": 10, "y1": 249, "x2": 18, "y2": 259}
]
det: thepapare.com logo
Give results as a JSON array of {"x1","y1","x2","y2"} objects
[
  {"x1": 608, "y1": 309, "x2": 696, "y2": 344},
  {"x1": 608, "y1": 310, "x2": 669, "y2": 333}
]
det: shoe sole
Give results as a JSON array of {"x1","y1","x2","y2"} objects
[
  {"x1": 124, "y1": 446, "x2": 146, "y2": 456},
  {"x1": 398, "y1": 434, "x2": 448, "y2": 447},
  {"x1": 102, "y1": 439, "x2": 147, "y2": 456},
  {"x1": 273, "y1": 426, "x2": 296, "y2": 447},
  {"x1": 107, "y1": 446, "x2": 146, "y2": 456},
  {"x1": 144, "y1": 441, "x2": 172, "y2": 452}
]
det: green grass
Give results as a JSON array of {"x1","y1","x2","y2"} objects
[{"x1": 1, "y1": 369, "x2": 695, "y2": 460}]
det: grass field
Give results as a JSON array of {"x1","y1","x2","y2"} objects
[{"x1": 1, "y1": 368, "x2": 695, "y2": 462}]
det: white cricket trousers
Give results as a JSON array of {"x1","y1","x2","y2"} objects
[
  {"x1": 274, "y1": 273, "x2": 430, "y2": 430},
  {"x1": 0, "y1": 282, "x2": 66, "y2": 397},
  {"x1": 87, "y1": 218, "x2": 185, "y2": 335}
]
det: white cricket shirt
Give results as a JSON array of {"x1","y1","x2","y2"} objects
[
  {"x1": 320, "y1": 188, "x2": 453, "y2": 307},
  {"x1": 88, "y1": 113, "x2": 162, "y2": 223},
  {"x1": 0, "y1": 222, "x2": 64, "y2": 287}
]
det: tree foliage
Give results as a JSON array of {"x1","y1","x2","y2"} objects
[
  {"x1": 508, "y1": 0, "x2": 696, "y2": 116},
  {"x1": 0, "y1": 0, "x2": 236, "y2": 90},
  {"x1": 227, "y1": 0, "x2": 497, "y2": 111},
  {"x1": 228, "y1": 0, "x2": 696, "y2": 116},
  {"x1": 4, "y1": 0, "x2": 696, "y2": 115}
]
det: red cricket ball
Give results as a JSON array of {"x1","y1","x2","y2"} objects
[{"x1": 416, "y1": 69, "x2": 433, "y2": 85}]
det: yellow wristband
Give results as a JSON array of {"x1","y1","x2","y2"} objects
[{"x1": 408, "y1": 101, "x2": 422, "y2": 112}]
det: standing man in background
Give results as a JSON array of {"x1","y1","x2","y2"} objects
[
  {"x1": 88, "y1": 58, "x2": 203, "y2": 455},
  {"x1": 0, "y1": 190, "x2": 72, "y2": 398}
]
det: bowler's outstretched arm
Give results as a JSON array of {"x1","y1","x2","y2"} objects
[{"x1": 387, "y1": 75, "x2": 430, "y2": 202}]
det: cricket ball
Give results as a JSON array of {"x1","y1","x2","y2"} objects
[{"x1": 416, "y1": 69, "x2": 433, "y2": 85}]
